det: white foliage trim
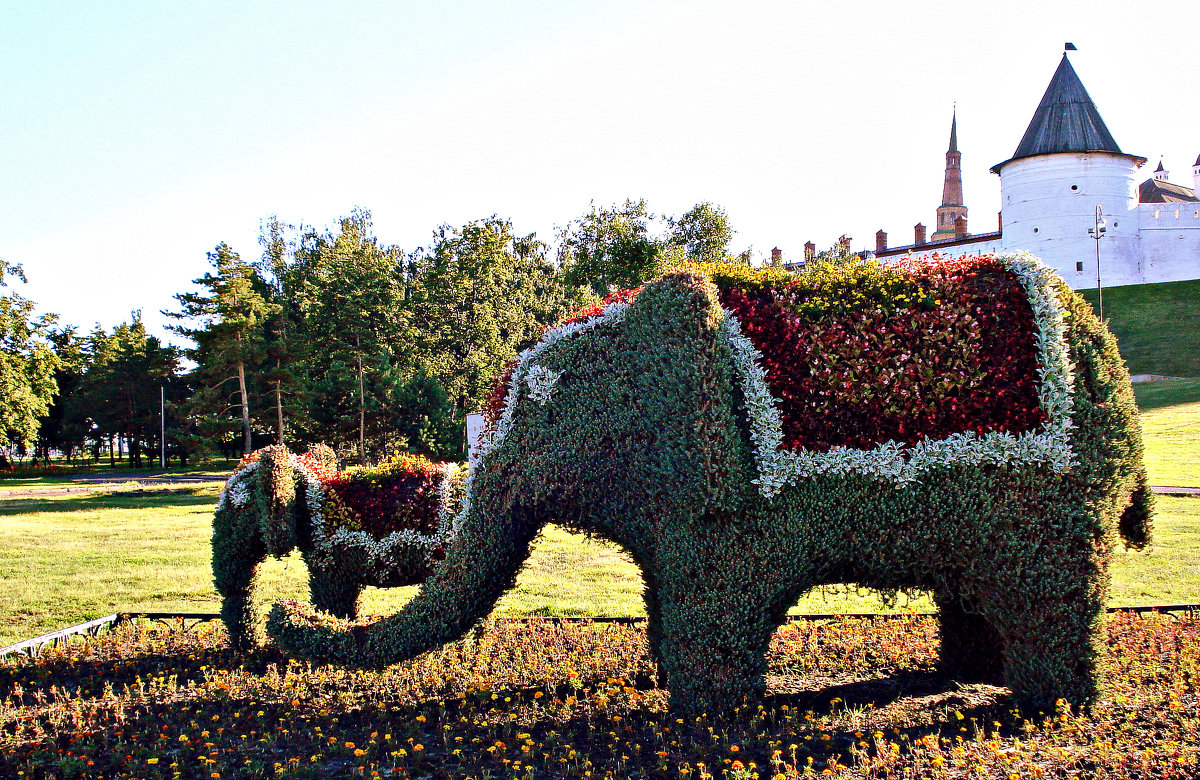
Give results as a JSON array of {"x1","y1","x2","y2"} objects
[
  {"x1": 725, "y1": 251, "x2": 1077, "y2": 498},
  {"x1": 216, "y1": 461, "x2": 260, "y2": 511},
  {"x1": 525, "y1": 365, "x2": 563, "y2": 405}
]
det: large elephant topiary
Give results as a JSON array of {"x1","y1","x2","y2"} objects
[
  {"x1": 212, "y1": 444, "x2": 464, "y2": 650},
  {"x1": 269, "y1": 252, "x2": 1152, "y2": 717}
]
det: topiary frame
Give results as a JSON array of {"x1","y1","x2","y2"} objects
[{"x1": 268, "y1": 253, "x2": 1152, "y2": 718}]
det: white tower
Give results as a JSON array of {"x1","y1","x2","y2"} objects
[
  {"x1": 992, "y1": 54, "x2": 1146, "y2": 286},
  {"x1": 1193, "y1": 153, "x2": 1200, "y2": 195}
]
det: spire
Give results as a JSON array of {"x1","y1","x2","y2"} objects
[
  {"x1": 933, "y1": 108, "x2": 966, "y2": 241},
  {"x1": 991, "y1": 53, "x2": 1143, "y2": 173}
]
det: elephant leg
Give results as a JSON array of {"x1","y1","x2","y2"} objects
[
  {"x1": 641, "y1": 571, "x2": 666, "y2": 689},
  {"x1": 309, "y1": 565, "x2": 362, "y2": 620},
  {"x1": 212, "y1": 506, "x2": 267, "y2": 652},
  {"x1": 935, "y1": 592, "x2": 1005, "y2": 684},
  {"x1": 657, "y1": 569, "x2": 773, "y2": 718},
  {"x1": 985, "y1": 575, "x2": 1106, "y2": 709}
]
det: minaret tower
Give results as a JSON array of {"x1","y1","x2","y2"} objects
[{"x1": 932, "y1": 109, "x2": 967, "y2": 241}]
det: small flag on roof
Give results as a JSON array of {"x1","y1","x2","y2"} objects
[{"x1": 1065, "y1": 42, "x2": 1078, "y2": 51}]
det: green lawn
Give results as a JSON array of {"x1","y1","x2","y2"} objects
[
  {"x1": 1137, "y1": 382, "x2": 1200, "y2": 488},
  {"x1": 1077, "y1": 278, "x2": 1200, "y2": 378},
  {"x1": 4, "y1": 400, "x2": 1198, "y2": 647}
]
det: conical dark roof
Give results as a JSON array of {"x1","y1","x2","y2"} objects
[
  {"x1": 948, "y1": 111, "x2": 958, "y2": 153},
  {"x1": 992, "y1": 55, "x2": 1140, "y2": 172}
]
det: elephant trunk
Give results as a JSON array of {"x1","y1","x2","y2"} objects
[{"x1": 268, "y1": 470, "x2": 542, "y2": 667}]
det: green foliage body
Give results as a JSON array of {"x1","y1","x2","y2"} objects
[{"x1": 270, "y1": 265, "x2": 1150, "y2": 719}]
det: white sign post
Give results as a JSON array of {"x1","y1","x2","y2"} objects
[{"x1": 465, "y1": 413, "x2": 485, "y2": 464}]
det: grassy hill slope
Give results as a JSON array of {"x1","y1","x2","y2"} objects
[{"x1": 1077, "y1": 278, "x2": 1200, "y2": 377}]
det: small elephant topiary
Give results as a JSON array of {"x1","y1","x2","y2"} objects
[
  {"x1": 212, "y1": 444, "x2": 464, "y2": 650},
  {"x1": 269, "y1": 253, "x2": 1152, "y2": 717}
]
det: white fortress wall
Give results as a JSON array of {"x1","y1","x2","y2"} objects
[{"x1": 1137, "y1": 202, "x2": 1200, "y2": 284}]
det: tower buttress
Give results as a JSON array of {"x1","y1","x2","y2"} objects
[{"x1": 932, "y1": 108, "x2": 967, "y2": 241}]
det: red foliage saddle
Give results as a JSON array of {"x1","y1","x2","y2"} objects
[{"x1": 486, "y1": 254, "x2": 1047, "y2": 453}]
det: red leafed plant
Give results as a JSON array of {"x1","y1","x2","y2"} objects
[
  {"x1": 321, "y1": 454, "x2": 445, "y2": 539},
  {"x1": 720, "y1": 254, "x2": 1045, "y2": 450}
]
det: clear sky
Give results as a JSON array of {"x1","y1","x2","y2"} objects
[{"x1": 4, "y1": 0, "x2": 1198, "y2": 342}]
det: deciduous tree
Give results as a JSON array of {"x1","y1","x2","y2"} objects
[
  {"x1": 0, "y1": 260, "x2": 59, "y2": 449},
  {"x1": 558, "y1": 199, "x2": 667, "y2": 294}
]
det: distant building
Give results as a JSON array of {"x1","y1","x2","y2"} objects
[{"x1": 861, "y1": 53, "x2": 1200, "y2": 288}]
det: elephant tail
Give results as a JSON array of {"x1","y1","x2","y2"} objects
[{"x1": 1119, "y1": 466, "x2": 1154, "y2": 550}]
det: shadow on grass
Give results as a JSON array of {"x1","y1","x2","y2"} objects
[{"x1": 0, "y1": 488, "x2": 218, "y2": 517}]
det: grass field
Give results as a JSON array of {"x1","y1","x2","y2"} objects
[
  {"x1": 1136, "y1": 380, "x2": 1200, "y2": 488},
  {"x1": 6, "y1": 286, "x2": 1197, "y2": 778},
  {"x1": 1078, "y1": 278, "x2": 1200, "y2": 377}
]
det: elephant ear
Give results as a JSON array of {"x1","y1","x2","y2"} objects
[
  {"x1": 257, "y1": 445, "x2": 299, "y2": 558},
  {"x1": 619, "y1": 271, "x2": 751, "y2": 514}
]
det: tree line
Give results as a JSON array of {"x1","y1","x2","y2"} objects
[{"x1": 2, "y1": 200, "x2": 751, "y2": 467}]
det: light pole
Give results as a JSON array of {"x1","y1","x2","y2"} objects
[{"x1": 1087, "y1": 205, "x2": 1107, "y2": 321}]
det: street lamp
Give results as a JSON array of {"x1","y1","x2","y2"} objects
[{"x1": 1087, "y1": 205, "x2": 1107, "y2": 321}]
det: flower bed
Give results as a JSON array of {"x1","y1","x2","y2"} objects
[{"x1": 3, "y1": 613, "x2": 1196, "y2": 778}]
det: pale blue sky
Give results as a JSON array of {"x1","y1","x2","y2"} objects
[{"x1": 4, "y1": 1, "x2": 1198, "y2": 340}]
